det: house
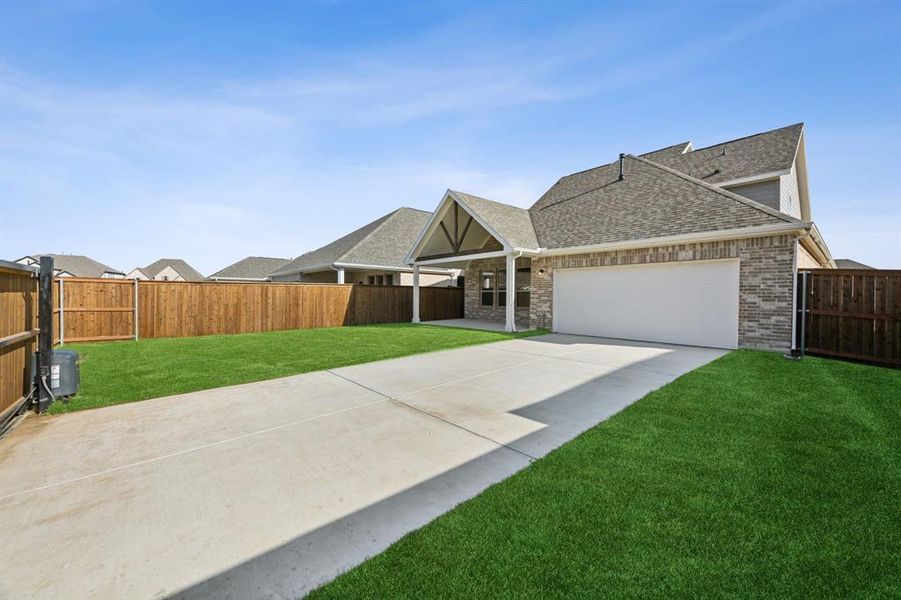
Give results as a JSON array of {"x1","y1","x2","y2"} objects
[
  {"x1": 270, "y1": 207, "x2": 458, "y2": 286},
  {"x1": 15, "y1": 254, "x2": 125, "y2": 278},
  {"x1": 834, "y1": 259, "x2": 874, "y2": 269},
  {"x1": 407, "y1": 123, "x2": 834, "y2": 352},
  {"x1": 208, "y1": 256, "x2": 291, "y2": 281},
  {"x1": 127, "y1": 258, "x2": 205, "y2": 281}
]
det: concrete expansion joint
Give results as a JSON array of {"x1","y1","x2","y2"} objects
[{"x1": 326, "y1": 369, "x2": 539, "y2": 463}]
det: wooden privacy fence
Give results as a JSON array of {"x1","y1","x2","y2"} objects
[
  {"x1": 53, "y1": 278, "x2": 464, "y2": 343},
  {"x1": 0, "y1": 261, "x2": 38, "y2": 425},
  {"x1": 800, "y1": 269, "x2": 900, "y2": 367}
]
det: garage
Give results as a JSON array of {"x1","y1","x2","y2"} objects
[{"x1": 552, "y1": 259, "x2": 740, "y2": 349}]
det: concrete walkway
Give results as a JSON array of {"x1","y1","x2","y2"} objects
[
  {"x1": 0, "y1": 334, "x2": 726, "y2": 600},
  {"x1": 422, "y1": 318, "x2": 532, "y2": 332}
]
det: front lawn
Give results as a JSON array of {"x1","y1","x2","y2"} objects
[
  {"x1": 55, "y1": 324, "x2": 544, "y2": 414},
  {"x1": 310, "y1": 351, "x2": 901, "y2": 599}
]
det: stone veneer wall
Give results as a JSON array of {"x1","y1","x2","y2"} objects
[
  {"x1": 528, "y1": 235, "x2": 796, "y2": 351},
  {"x1": 464, "y1": 257, "x2": 531, "y2": 323}
]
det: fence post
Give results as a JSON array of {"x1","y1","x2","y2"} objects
[
  {"x1": 134, "y1": 278, "x2": 139, "y2": 340},
  {"x1": 35, "y1": 256, "x2": 54, "y2": 413},
  {"x1": 58, "y1": 278, "x2": 64, "y2": 346}
]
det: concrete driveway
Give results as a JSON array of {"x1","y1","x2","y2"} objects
[{"x1": 0, "y1": 334, "x2": 726, "y2": 599}]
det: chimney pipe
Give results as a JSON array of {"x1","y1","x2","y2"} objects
[{"x1": 618, "y1": 153, "x2": 625, "y2": 181}]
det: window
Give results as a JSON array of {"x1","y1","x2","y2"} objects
[
  {"x1": 516, "y1": 268, "x2": 531, "y2": 308},
  {"x1": 480, "y1": 270, "x2": 495, "y2": 306},
  {"x1": 498, "y1": 269, "x2": 507, "y2": 306},
  {"x1": 386, "y1": 274, "x2": 394, "y2": 286},
  {"x1": 367, "y1": 275, "x2": 375, "y2": 285},
  {"x1": 376, "y1": 274, "x2": 384, "y2": 285}
]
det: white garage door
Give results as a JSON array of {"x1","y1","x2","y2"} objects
[{"x1": 553, "y1": 259, "x2": 739, "y2": 349}]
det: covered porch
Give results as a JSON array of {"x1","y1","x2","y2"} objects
[{"x1": 407, "y1": 190, "x2": 541, "y2": 333}]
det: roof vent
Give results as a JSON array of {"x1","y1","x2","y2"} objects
[
  {"x1": 618, "y1": 153, "x2": 625, "y2": 181},
  {"x1": 721, "y1": 146, "x2": 728, "y2": 156}
]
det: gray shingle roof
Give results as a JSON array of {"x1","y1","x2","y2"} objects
[
  {"x1": 639, "y1": 141, "x2": 692, "y2": 162},
  {"x1": 449, "y1": 190, "x2": 540, "y2": 250},
  {"x1": 648, "y1": 123, "x2": 803, "y2": 184},
  {"x1": 24, "y1": 254, "x2": 124, "y2": 277},
  {"x1": 528, "y1": 154, "x2": 798, "y2": 250},
  {"x1": 834, "y1": 259, "x2": 874, "y2": 269},
  {"x1": 143, "y1": 258, "x2": 206, "y2": 281},
  {"x1": 272, "y1": 208, "x2": 433, "y2": 276},
  {"x1": 209, "y1": 256, "x2": 291, "y2": 279}
]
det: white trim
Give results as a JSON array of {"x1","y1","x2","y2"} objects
[
  {"x1": 414, "y1": 250, "x2": 509, "y2": 266},
  {"x1": 716, "y1": 171, "x2": 788, "y2": 188},
  {"x1": 332, "y1": 262, "x2": 453, "y2": 274},
  {"x1": 275, "y1": 262, "x2": 453, "y2": 277},
  {"x1": 539, "y1": 222, "x2": 809, "y2": 257},
  {"x1": 505, "y1": 253, "x2": 516, "y2": 332},
  {"x1": 412, "y1": 266, "x2": 420, "y2": 323},
  {"x1": 799, "y1": 223, "x2": 835, "y2": 268}
]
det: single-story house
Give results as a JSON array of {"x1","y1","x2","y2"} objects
[
  {"x1": 127, "y1": 259, "x2": 206, "y2": 281},
  {"x1": 834, "y1": 259, "x2": 874, "y2": 269},
  {"x1": 15, "y1": 254, "x2": 125, "y2": 278},
  {"x1": 270, "y1": 207, "x2": 459, "y2": 286},
  {"x1": 208, "y1": 256, "x2": 291, "y2": 281},
  {"x1": 406, "y1": 123, "x2": 834, "y2": 352}
]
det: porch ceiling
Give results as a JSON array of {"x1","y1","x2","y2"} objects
[{"x1": 416, "y1": 200, "x2": 502, "y2": 261}]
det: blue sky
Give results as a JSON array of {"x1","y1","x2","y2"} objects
[{"x1": 1, "y1": 0, "x2": 899, "y2": 272}]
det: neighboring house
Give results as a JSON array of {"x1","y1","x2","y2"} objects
[
  {"x1": 834, "y1": 259, "x2": 874, "y2": 269},
  {"x1": 15, "y1": 254, "x2": 125, "y2": 278},
  {"x1": 208, "y1": 256, "x2": 291, "y2": 281},
  {"x1": 270, "y1": 207, "x2": 458, "y2": 286},
  {"x1": 407, "y1": 123, "x2": 834, "y2": 352},
  {"x1": 128, "y1": 258, "x2": 206, "y2": 281}
]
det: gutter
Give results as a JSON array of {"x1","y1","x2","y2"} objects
[{"x1": 538, "y1": 222, "x2": 809, "y2": 257}]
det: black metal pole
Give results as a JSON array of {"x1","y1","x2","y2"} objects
[{"x1": 35, "y1": 256, "x2": 54, "y2": 413}]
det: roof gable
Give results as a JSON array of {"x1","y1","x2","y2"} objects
[
  {"x1": 449, "y1": 191, "x2": 539, "y2": 250},
  {"x1": 144, "y1": 258, "x2": 205, "y2": 281}
]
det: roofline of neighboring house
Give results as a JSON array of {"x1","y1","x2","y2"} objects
[
  {"x1": 274, "y1": 262, "x2": 456, "y2": 277},
  {"x1": 208, "y1": 276, "x2": 271, "y2": 282},
  {"x1": 0, "y1": 259, "x2": 37, "y2": 274}
]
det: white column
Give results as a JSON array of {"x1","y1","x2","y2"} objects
[
  {"x1": 336, "y1": 267, "x2": 345, "y2": 284},
  {"x1": 412, "y1": 265, "x2": 421, "y2": 323},
  {"x1": 505, "y1": 253, "x2": 516, "y2": 332}
]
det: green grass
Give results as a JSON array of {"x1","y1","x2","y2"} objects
[
  {"x1": 54, "y1": 324, "x2": 545, "y2": 414},
  {"x1": 309, "y1": 351, "x2": 901, "y2": 599}
]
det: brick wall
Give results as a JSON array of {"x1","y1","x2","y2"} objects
[
  {"x1": 464, "y1": 257, "x2": 531, "y2": 323},
  {"x1": 529, "y1": 235, "x2": 796, "y2": 351}
]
